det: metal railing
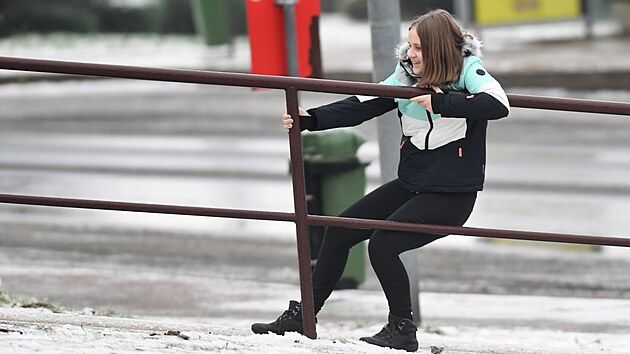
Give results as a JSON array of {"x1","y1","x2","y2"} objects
[{"x1": 1, "y1": 55, "x2": 630, "y2": 339}]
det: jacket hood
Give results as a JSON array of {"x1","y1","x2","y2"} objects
[{"x1": 396, "y1": 32, "x2": 483, "y2": 78}]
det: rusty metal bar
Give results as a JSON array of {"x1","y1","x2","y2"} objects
[
  {"x1": 1, "y1": 192, "x2": 628, "y2": 249},
  {"x1": 0, "y1": 193, "x2": 296, "y2": 222},
  {"x1": 508, "y1": 94, "x2": 630, "y2": 116},
  {"x1": 285, "y1": 87, "x2": 317, "y2": 339},
  {"x1": 0, "y1": 55, "x2": 422, "y2": 98},
  {"x1": 307, "y1": 215, "x2": 630, "y2": 248},
  {"x1": 2, "y1": 56, "x2": 630, "y2": 116}
]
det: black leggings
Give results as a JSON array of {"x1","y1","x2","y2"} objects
[{"x1": 311, "y1": 179, "x2": 477, "y2": 320}]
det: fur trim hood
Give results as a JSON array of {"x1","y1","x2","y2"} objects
[{"x1": 396, "y1": 32, "x2": 483, "y2": 77}]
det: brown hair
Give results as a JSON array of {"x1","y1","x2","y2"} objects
[{"x1": 410, "y1": 9, "x2": 465, "y2": 86}]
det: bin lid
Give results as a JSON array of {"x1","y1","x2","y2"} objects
[{"x1": 302, "y1": 130, "x2": 366, "y2": 162}]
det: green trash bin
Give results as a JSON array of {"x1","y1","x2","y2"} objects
[
  {"x1": 300, "y1": 130, "x2": 370, "y2": 289},
  {"x1": 191, "y1": 0, "x2": 232, "y2": 46}
]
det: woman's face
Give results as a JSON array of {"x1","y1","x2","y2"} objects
[{"x1": 406, "y1": 27, "x2": 424, "y2": 75}]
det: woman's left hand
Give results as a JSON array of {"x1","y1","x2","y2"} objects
[{"x1": 410, "y1": 86, "x2": 443, "y2": 114}]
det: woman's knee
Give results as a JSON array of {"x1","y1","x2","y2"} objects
[{"x1": 367, "y1": 232, "x2": 397, "y2": 260}]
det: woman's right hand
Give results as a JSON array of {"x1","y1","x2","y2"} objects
[{"x1": 282, "y1": 107, "x2": 310, "y2": 133}]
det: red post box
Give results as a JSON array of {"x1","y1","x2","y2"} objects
[{"x1": 246, "y1": 0, "x2": 322, "y2": 78}]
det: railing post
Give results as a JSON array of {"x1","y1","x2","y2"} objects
[{"x1": 285, "y1": 87, "x2": 317, "y2": 339}]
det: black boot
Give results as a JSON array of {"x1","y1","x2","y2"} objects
[
  {"x1": 360, "y1": 314, "x2": 418, "y2": 352},
  {"x1": 251, "y1": 300, "x2": 304, "y2": 335}
]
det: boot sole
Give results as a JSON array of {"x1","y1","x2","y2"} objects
[
  {"x1": 360, "y1": 337, "x2": 418, "y2": 352},
  {"x1": 251, "y1": 324, "x2": 302, "y2": 336}
]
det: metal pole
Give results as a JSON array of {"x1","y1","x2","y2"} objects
[
  {"x1": 277, "y1": 0, "x2": 299, "y2": 76},
  {"x1": 584, "y1": 0, "x2": 594, "y2": 39},
  {"x1": 453, "y1": 0, "x2": 474, "y2": 30},
  {"x1": 285, "y1": 87, "x2": 317, "y2": 339},
  {"x1": 367, "y1": 0, "x2": 421, "y2": 324}
]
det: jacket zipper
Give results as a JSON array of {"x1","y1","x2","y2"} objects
[{"x1": 424, "y1": 111, "x2": 434, "y2": 149}]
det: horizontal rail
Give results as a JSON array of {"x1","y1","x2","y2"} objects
[
  {"x1": 0, "y1": 193, "x2": 296, "y2": 223},
  {"x1": 2, "y1": 56, "x2": 630, "y2": 116},
  {"x1": 0, "y1": 55, "x2": 424, "y2": 98},
  {"x1": 1, "y1": 193, "x2": 629, "y2": 248},
  {"x1": 507, "y1": 93, "x2": 630, "y2": 116},
  {"x1": 307, "y1": 215, "x2": 630, "y2": 248}
]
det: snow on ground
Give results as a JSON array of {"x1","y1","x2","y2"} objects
[{"x1": 2, "y1": 288, "x2": 630, "y2": 353}]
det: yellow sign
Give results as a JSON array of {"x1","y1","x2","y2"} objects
[{"x1": 474, "y1": 0, "x2": 582, "y2": 25}]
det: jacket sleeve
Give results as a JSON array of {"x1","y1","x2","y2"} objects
[
  {"x1": 301, "y1": 95, "x2": 397, "y2": 131},
  {"x1": 432, "y1": 60, "x2": 510, "y2": 121}
]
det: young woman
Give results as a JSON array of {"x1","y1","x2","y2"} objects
[{"x1": 252, "y1": 9, "x2": 510, "y2": 352}]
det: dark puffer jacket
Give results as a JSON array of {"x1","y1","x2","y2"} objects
[{"x1": 301, "y1": 34, "x2": 510, "y2": 193}]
